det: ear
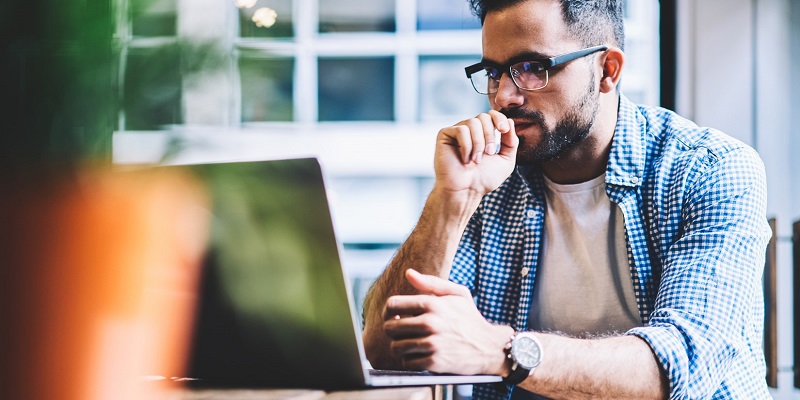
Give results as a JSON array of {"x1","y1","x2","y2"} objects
[{"x1": 599, "y1": 47, "x2": 624, "y2": 94}]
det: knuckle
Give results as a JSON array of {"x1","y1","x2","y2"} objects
[
  {"x1": 420, "y1": 296, "x2": 438, "y2": 313},
  {"x1": 389, "y1": 341, "x2": 405, "y2": 356},
  {"x1": 383, "y1": 297, "x2": 398, "y2": 313},
  {"x1": 426, "y1": 336, "x2": 440, "y2": 353},
  {"x1": 424, "y1": 314, "x2": 447, "y2": 335},
  {"x1": 426, "y1": 296, "x2": 441, "y2": 312},
  {"x1": 421, "y1": 357, "x2": 436, "y2": 371},
  {"x1": 383, "y1": 319, "x2": 398, "y2": 332},
  {"x1": 440, "y1": 125, "x2": 464, "y2": 137},
  {"x1": 465, "y1": 118, "x2": 482, "y2": 131},
  {"x1": 417, "y1": 315, "x2": 437, "y2": 334},
  {"x1": 456, "y1": 285, "x2": 472, "y2": 297},
  {"x1": 410, "y1": 355, "x2": 432, "y2": 371},
  {"x1": 453, "y1": 125, "x2": 471, "y2": 140}
]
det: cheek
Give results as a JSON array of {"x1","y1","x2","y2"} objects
[
  {"x1": 528, "y1": 99, "x2": 561, "y2": 126},
  {"x1": 541, "y1": 92, "x2": 580, "y2": 120}
]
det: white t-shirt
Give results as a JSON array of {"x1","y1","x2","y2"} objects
[{"x1": 528, "y1": 173, "x2": 641, "y2": 337}]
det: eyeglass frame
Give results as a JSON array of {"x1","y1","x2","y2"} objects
[{"x1": 464, "y1": 45, "x2": 609, "y2": 94}]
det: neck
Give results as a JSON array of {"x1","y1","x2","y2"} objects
[{"x1": 539, "y1": 93, "x2": 620, "y2": 184}]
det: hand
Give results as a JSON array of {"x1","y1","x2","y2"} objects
[
  {"x1": 382, "y1": 269, "x2": 512, "y2": 375},
  {"x1": 434, "y1": 110, "x2": 519, "y2": 197}
]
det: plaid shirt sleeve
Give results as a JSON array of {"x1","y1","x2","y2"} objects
[{"x1": 627, "y1": 143, "x2": 771, "y2": 399}]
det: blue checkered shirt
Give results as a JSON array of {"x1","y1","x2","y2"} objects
[{"x1": 450, "y1": 95, "x2": 771, "y2": 399}]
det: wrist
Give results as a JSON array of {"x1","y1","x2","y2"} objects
[
  {"x1": 428, "y1": 186, "x2": 484, "y2": 220},
  {"x1": 491, "y1": 325, "x2": 516, "y2": 377},
  {"x1": 503, "y1": 331, "x2": 544, "y2": 385}
]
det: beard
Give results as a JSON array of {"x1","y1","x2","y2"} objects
[{"x1": 502, "y1": 74, "x2": 600, "y2": 165}]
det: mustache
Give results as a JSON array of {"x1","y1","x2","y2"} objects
[{"x1": 499, "y1": 108, "x2": 545, "y2": 126}]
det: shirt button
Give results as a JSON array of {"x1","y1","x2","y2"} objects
[
  {"x1": 631, "y1": 176, "x2": 639, "y2": 184},
  {"x1": 521, "y1": 267, "x2": 530, "y2": 277},
  {"x1": 526, "y1": 210, "x2": 536, "y2": 218}
]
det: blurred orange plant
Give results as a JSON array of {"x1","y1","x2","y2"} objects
[{"x1": 0, "y1": 167, "x2": 210, "y2": 400}]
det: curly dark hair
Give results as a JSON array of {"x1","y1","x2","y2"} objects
[{"x1": 468, "y1": 0, "x2": 625, "y2": 50}]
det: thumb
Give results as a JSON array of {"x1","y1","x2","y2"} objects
[{"x1": 405, "y1": 269, "x2": 471, "y2": 297}]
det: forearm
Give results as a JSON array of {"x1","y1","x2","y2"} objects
[
  {"x1": 518, "y1": 334, "x2": 668, "y2": 400},
  {"x1": 362, "y1": 187, "x2": 482, "y2": 368}
]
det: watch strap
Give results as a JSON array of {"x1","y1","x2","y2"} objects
[{"x1": 503, "y1": 361, "x2": 531, "y2": 385}]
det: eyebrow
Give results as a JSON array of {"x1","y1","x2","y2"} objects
[{"x1": 481, "y1": 51, "x2": 553, "y2": 67}]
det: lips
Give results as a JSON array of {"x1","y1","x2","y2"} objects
[{"x1": 511, "y1": 120, "x2": 537, "y2": 133}]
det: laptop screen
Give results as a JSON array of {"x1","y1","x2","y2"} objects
[{"x1": 184, "y1": 158, "x2": 367, "y2": 389}]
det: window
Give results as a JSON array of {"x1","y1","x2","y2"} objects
[
  {"x1": 319, "y1": 0, "x2": 395, "y2": 33},
  {"x1": 318, "y1": 57, "x2": 395, "y2": 121},
  {"x1": 123, "y1": 46, "x2": 182, "y2": 130},
  {"x1": 120, "y1": 0, "x2": 181, "y2": 130},
  {"x1": 239, "y1": 56, "x2": 294, "y2": 122},
  {"x1": 417, "y1": 0, "x2": 481, "y2": 30},
  {"x1": 622, "y1": 0, "x2": 660, "y2": 106},
  {"x1": 130, "y1": 0, "x2": 177, "y2": 36},
  {"x1": 115, "y1": 0, "x2": 659, "y2": 130},
  {"x1": 418, "y1": 56, "x2": 489, "y2": 122},
  {"x1": 114, "y1": 0, "x2": 660, "y2": 303}
]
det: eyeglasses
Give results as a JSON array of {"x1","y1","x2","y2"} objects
[{"x1": 464, "y1": 45, "x2": 608, "y2": 95}]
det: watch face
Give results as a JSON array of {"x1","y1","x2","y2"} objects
[{"x1": 512, "y1": 335, "x2": 541, "y2": 369}]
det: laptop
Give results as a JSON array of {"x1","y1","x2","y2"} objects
[{"x1": 178, "y1": 157, "x2": 502, "y2": 389}]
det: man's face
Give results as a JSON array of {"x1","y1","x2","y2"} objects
[{"x1": 482, "y1": 0, "x2": 601, "y2": 165}]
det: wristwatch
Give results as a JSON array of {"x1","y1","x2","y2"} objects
[{"x1": 503, "y1": 331, "x2": 543, "y2": 385}]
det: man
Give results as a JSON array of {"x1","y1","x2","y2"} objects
[{"x1": 362, "y1": 0, "x2": 771, "y2": 399}]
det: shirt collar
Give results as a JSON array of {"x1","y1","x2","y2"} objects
[
  {"x1": 513, "y1": 94, "x2": 646, "y2": 194},
  {"x1": 604, "y1": 94, "x2": 647, "y2": 188}
]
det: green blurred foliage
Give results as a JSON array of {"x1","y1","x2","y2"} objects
[
  {"x1": 0, "y1": 0, "x2": 232, "y2": 167},
  {"x1": 0, "y1": 0, "x2": 116, "y2": 167}
]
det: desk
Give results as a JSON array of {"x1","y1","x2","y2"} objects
[{"x1": 161, "y1": 387, "x2": 441, "y2": 400}]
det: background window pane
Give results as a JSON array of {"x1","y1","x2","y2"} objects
[
  {"x1": 319, "y1": 0, "x2": 395, "y2": 33},
  {"x1": 318, "y1": 57, "x2": 394, "y2": 121},
  {"x1": 419, "y1": 56, "x2": 488, "y2": 122},
  {"x1": 239, "y1": 57, "x2": 294, "y2": 122},
  {"x1": 124, "y1": 46, "x2": 182, "y2": 130},
  {"x1": 131, "y1": 0, "x2": 177, "y2": 37},
  {"x1": 239, "y1": 0, "x2": 293, "y2": 38},
  {"x1": 417, "y1": 0, "x2": 480, "y2": 30}
]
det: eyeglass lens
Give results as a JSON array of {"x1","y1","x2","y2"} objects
[{"x1": 470, "y1": 61, "x2": 548, "y2": 94}]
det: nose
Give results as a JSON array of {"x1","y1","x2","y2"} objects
[{"x1": 491, "y1": 71, "x2": 524, "y2": 110}]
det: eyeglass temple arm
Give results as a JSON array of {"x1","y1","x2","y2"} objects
[
  {"x1": 545, "y1": 45, "x2": 609, "y2": 69},
  {"x1": 465, "y1": 63, "x2": 483, "y2": 78}
]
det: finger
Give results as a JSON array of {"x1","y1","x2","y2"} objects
[
  {"x1": 383, "y1": 294, "x2": 433, "y2": 320},
  {"x1": 383, "y1": 314, "x2": 438, "y2": 339},
  {"x1": 476, "y1": 113, "x2": 497, "y2": 156},
  {"x1": 401, "y1": 354, "x2": 435, "y2": 371},
  {"x1": 487, "y1": 110, "x2": 510, "y2": 133},
  {"x1": 405, "y1": 269, "x2": 472, "y2": 298},
  {"x1": 463, "y1": 117, "x2": 485, "y2": 163},
  {"x1": 440, "y1": 125, "x2": 473, "y2": 165},
  {"x1": 498, "y1": 118, "x2": 519, "y2": 156},
  {"x1": 390, "y1": 337, "x2": 435, "y2": 358},
  {"x1": 487, "y1": 110, "x2": 511, "y2": 155}
]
